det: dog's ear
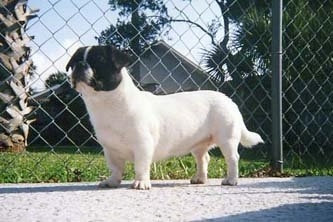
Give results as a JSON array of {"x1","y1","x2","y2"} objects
[
  {"x1": 110, "y1": 46, "x2": 132, "y2": 70},
  {"x1": 66, "y1": 47, "x2": 85, "y2": 72}
]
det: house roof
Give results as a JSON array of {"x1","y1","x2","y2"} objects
[{"x1": 143, "y1": 40, "x2": 208, "y2": 76}]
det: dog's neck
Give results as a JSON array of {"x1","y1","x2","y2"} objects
[
  {"x1": 80, "y1": 67, "x2": 141, "y2": 119},
  {"x1": 117, "y1": 68, "x2": 139, "y2": 94}
]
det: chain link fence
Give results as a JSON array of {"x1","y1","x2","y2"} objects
[{"x1": 0, "y1": 0, "x2": 332, "y2": 182}]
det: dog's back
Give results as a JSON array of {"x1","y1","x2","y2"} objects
[{"x1": 143, "y1": 90, "x2": 262, "y2": 160}]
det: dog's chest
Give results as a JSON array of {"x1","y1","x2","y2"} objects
[{"x1": 83, "y1": 96, "x2": 134, "y2": 151}]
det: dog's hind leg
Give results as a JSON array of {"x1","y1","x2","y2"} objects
[
  {"x1": 218, "y1": 139, "x2": 240, "y2": 186},
  {"x1": 99, "y1": 148, "x2": 125, "y2": 188},
  {"x1": 190, "y1": 148, "x2": 210, "y2": 184}
]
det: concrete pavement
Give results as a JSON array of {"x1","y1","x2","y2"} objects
[{"x1": 0, "y1": 177, "x2": 332, "y2": 221}]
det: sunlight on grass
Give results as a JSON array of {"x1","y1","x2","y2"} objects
[{"x1": 0, "y1": 147, "x2": 331, "y2": 183}]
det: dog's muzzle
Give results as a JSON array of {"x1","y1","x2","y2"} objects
[{"x1": 71, "y1": 61, "x2": 94, "y2": 88}]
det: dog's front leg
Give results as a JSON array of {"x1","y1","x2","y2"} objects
[
  {"x1": 131, "y1": 146, "x2": 153, "y2": 190},
  {"x1": 99, "y1": 148, "x2": 125, "y2": 188}
]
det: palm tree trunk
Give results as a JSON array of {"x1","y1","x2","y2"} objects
[
  {"x1": 216, "y1": 0, "x2": 235, "y2": 82},
  {"x1": 0, "y1": 0, "x2": 38, "y2": 152}
]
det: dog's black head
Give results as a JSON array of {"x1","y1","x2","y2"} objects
[{"x1": 66, "y1": 45, "x2": 131, "y2": 91}]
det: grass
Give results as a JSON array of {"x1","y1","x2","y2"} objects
[{"x1": 0, "y1": 146, "x2": 332, "y2": 183}]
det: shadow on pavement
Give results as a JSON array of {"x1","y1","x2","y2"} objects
[{"x1": 193, "y1": 202, "x2": 333, "y2": 222}]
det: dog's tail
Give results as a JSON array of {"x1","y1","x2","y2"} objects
[{"x1": 240, "y1": 122, "x2": 264, "y2": 148}]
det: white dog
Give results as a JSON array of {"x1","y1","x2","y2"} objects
[{"x1": 66, "y1": 46, "x2": 263, "y2": 190}]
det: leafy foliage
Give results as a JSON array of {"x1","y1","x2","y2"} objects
[
  {"x1": 283, "y1": 0, "x2": 333, "y2": 80},
  {"x1": 202, "y1": 0, "x2": 272, "y2": 83},
  {"x1": 204, "y1": 0, "x2": 332, "y2": 82},
  {"x1": 45, "y1": 72, "x2": 69, "y2": 88},
  {"x1": 97, "y1": 0, "x2": 170, "y2": 55}
]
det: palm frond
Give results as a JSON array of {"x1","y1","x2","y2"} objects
[{"x1": 201, "y1": 44, "x2": 229, "y2": 83}]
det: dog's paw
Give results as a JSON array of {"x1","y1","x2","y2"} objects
[
  {"x1": 222, "y1": 178, "x2": 238, "y2": 186},
  {"x1": 190, "y1": 175, "x2": 207, "y2": 184},
  {"x1": 131, "y1": 180, "x2": 151, "y2": 190},
  {"x1": 98, "y1": 178, "x2": 121, "y2": 188}
]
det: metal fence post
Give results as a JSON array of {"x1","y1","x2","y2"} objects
[{"x1": 271, "y1": 0, "x2": 283, "y2": 173}]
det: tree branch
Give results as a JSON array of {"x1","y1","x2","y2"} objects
[
  {"x1": 170, "y1": 6, "x2": 217, "y2": 45},
  {"x1": 168, "y1": 18, "x2": 217, "y2": 45}
]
